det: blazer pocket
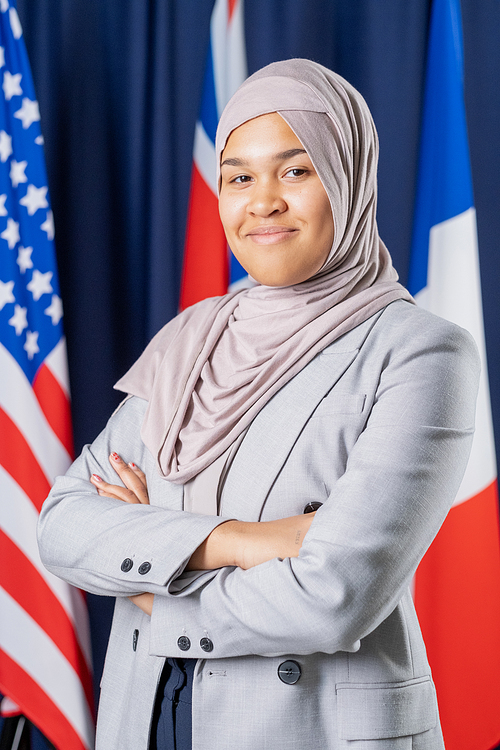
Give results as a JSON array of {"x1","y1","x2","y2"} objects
[
  {"x1": 312, "y1": 393, "x2": 366, "y2": 417},
  {"x1": 336, "y1": 676, "x2": 437, "y2": 740}
]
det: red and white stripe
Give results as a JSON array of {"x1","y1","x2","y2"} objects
[
  {"x1": 0, "y1": 338, "x2": 94, "y2": 750},
  {"x1": 413, "y1": 207, "x2": 500, "y2": 750},
  {"x1": 179, "y1": 0, "x2": 247, "y2": 310},
  {"x1": 211, "y1": 0, "x2": 247, "y2": 117}
]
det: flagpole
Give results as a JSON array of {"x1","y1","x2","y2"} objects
[{"x1": 0, "y1": 715, "x2": 29, "y2": 750}]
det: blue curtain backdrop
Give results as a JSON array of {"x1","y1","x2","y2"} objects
[{"x1": 10, "y1": 0, "x2": 500, "y2": 735}]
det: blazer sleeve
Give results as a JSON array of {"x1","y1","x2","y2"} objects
[
  {"x1": 147, "y1": 315, "x2": 480, "y2": 659},
  {"x1": 37, "y1": 396, "x2": 228, "y2": 597}
]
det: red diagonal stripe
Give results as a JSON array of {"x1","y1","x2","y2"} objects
[
  {"x1": 180, "y1": 164, "x2": 228, "y2": 310},
  {"x1": 33, "y1": 363, "x2": 74, "y2": 459},
  {"x1": 0, "y1": 530, "x2": 94, "y2": 713},
  {"x1": 228, "y1": 0, "x2": 238, "y2": 21},
  {"x1": 0, "y1": 648, "x2": 92, "y2": 750},
  {"x1": 0, "y1": 407, "x2": 51, "y2": 512}
]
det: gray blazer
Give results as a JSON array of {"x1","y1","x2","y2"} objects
[{"x1": 38, "y1": 300, "x2": 480, "y2": 750}]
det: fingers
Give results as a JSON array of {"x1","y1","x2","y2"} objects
[
  {"x1": 108, "y1": 453, "x2": 150, "y2": 504},
  {"x1": 128, "y1": 462, "x2": 147, "y2": 486},
  {"x1": 90, "y1": 473, "x2": 143, "y2": 504},
  {"x1": 88, "y1": 453, "x2": 150, "y2": 505}
]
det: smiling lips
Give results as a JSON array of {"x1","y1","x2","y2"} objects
[{"x1": 246, "y1": 226, "x2": 298, "y2": 245}]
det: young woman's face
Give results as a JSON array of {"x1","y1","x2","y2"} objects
[{"x1": 219, "y1": 112, "x2": 334, "y2": 287}]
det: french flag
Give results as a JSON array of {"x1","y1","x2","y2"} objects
[
  {"x1": 410, "y1": 1, "x2": 500, "y2": 748},
  {"x1": 180, "y1": 0, "x2": 248, "y2": 310}
]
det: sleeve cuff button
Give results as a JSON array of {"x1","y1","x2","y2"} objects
[{"x1": 200, "y1": 637, "x2": 213, "y2": 652}]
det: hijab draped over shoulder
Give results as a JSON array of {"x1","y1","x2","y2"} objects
[{"x1": 116, "y1": 59, "x2": 413, "y2": 484}]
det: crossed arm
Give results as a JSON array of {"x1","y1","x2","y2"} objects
[
  {"x1": 38, "y1": 310, "x2": 481, "y2": 659},
  {"x1": 90, "y1": 452, "x2": 316, "y2": 615}
]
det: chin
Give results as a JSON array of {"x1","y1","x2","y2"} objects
[
  {"x1": 257, "y1": 278, "x2": 302, "y2": 288},
  {"x1": 244, "y1": 268, "x2": 303, "y2": 288},
  {"x1": 249, "y1": 274, "x2": 289, "y2": 287}
]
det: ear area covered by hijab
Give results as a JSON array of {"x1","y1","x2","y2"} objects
[{"x1": 115, "y1": 59, "x2": 413, "y2": 484}]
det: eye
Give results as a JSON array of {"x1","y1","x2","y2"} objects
[
  {"x1": 284, "y1": 167, "x2": 309, "y2": 178},
  {"x1": 232, "y1": 174, "x2": 253, "y2": 184}
]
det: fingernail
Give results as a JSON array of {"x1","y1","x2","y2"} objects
[
  {"x1": 129, "y1": 462, "x2": 136, "y2": 469},
  {"x1": 111, "y1": 452, "x2": 120, "y2": 462},
  {"x1": 92, "y1": 474, "x2": 102, "y2": 483}
]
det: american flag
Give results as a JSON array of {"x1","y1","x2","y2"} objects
[
  {"x1": 179, "y1": 0, "x2": 248, "y2": 310},
  {"x1": 0, "y1": 2, "x2": 94, "y2": 749}
]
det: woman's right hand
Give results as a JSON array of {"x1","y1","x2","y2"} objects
[
  {"x1": 187, "y1": 512, "x2": 316, "y2": 571},
  {"x1": 90, "y1": 453, "x2": 149, "y2": 504}
]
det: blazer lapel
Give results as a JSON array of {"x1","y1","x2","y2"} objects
[{"x1": 221, "y1": 313, "x2": 381, "y2": 521}]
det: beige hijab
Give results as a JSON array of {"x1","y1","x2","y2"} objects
[{"x1": 116, "y1": 59, "x2": 413, "y2": 484}]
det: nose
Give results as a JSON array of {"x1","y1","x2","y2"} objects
[{"x1": 247, "y1": 179, "x2": 287, "y2": 217}]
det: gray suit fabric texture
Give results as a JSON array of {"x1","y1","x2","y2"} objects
[{"x1": 38, "y1": 300, "x2": 480, "y2": 750}]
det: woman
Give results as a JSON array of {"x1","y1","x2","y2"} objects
[{"x1": 38, "y1": 59, "x2": 479, "y2": 750}]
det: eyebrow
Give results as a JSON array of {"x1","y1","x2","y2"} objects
[{"x1": 220, "y1": 148, "x2": 307, "y2": 168}]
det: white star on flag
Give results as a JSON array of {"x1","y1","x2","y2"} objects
[
  {"x1": 9, "y1": 8, "x2": 23, "y2": 40},
  {"x1": 0, "y1": 129, "x2": 12, "y2": 161},
  {"x1": 0, "y1": 278, "x2": 15, "y2": 310},
  {"x1": 16, "y1": 245, "x2": 33, "y2": 273},
  {"x1": 0, "y1": 46, "x2": 5, "y2": 68},
  {"x1": 10, "y1": 159, "x2": 27, "y2": 187},
  {"x1": 44, "y1": 294, "x2": 63, "y2": 325},
  {"x1": 8, "y1": 303, "x2": 28, "y2": 335},
  {"x1": 41, "y1": 209, "x2": 54, "y2": 240},
  {"x1": 19, "y1": 184, "x2": 48, "y2": 215},
  {"x1": 0, "y1": 0, "x2": 95, "y2": 746},
  {"x1": 2, "y1": 69, "x2": 22, "y2": 100},
  {"x1": 1, "y1": 217, "x2": 20, "y2": 248},
  {"x1": 13, "y1": 97, "x2": 40, "y2": 129},
  {"x1": 27, "y1": 269, "x2": 53, "y2": 300},
  {"x1": 23, "y1": 330, "x2": 40, "y2": 360}
]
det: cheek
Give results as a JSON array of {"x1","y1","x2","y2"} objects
[
  {"x1": 301, "y1": 192, "x2": 333, "y2": 240},
  {"x1": 316, "y1": 194, "x2": 334, "y2": 245},
  {"x1": 219, "y1": 194, "x2": 243, "y2": 235}
]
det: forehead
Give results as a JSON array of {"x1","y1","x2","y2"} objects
[{"x1": 222, "y1": 112, "x2": 306, "y2": 159}]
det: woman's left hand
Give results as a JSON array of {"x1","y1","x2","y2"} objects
[
  {"x1": 90, "y1": 452, "x2": 149, "y2": 504},
  {"x1": 90, "y1": 453, "x2": 154, "y2": 615}
]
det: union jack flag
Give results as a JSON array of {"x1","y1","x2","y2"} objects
[
  {"x1": 0, "y1": 2, "x2": 94, "y2": 748},
  {"x1": 180, "y1": 0, "x2": 248, "y2": 310}
]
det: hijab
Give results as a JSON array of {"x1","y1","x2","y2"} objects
[{"x1": 115, "y1": 59, "x2": 413, "y2": 484}]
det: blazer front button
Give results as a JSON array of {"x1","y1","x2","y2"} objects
[
  {"x1": 177, "y1": 636, "x2": 191, "y2": 651},
  {"x1": 121, "y1": 558, "x2": 133, "y2": 572},
  {"x1": 303, "y1": 502, "x2": 323, "y2": 514},
  {"x1": 278, "y1": 660, "x2": 301, "y2": 685},
  {"x1": 138, "y1": 561, "x2": 151, "y2": 575},
  {"x1": 132, "y1": 629, "x2": 139, "y2": 652},
  {"x1": 200, "y1": 637, "x2": 213, "y2": 653}
]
